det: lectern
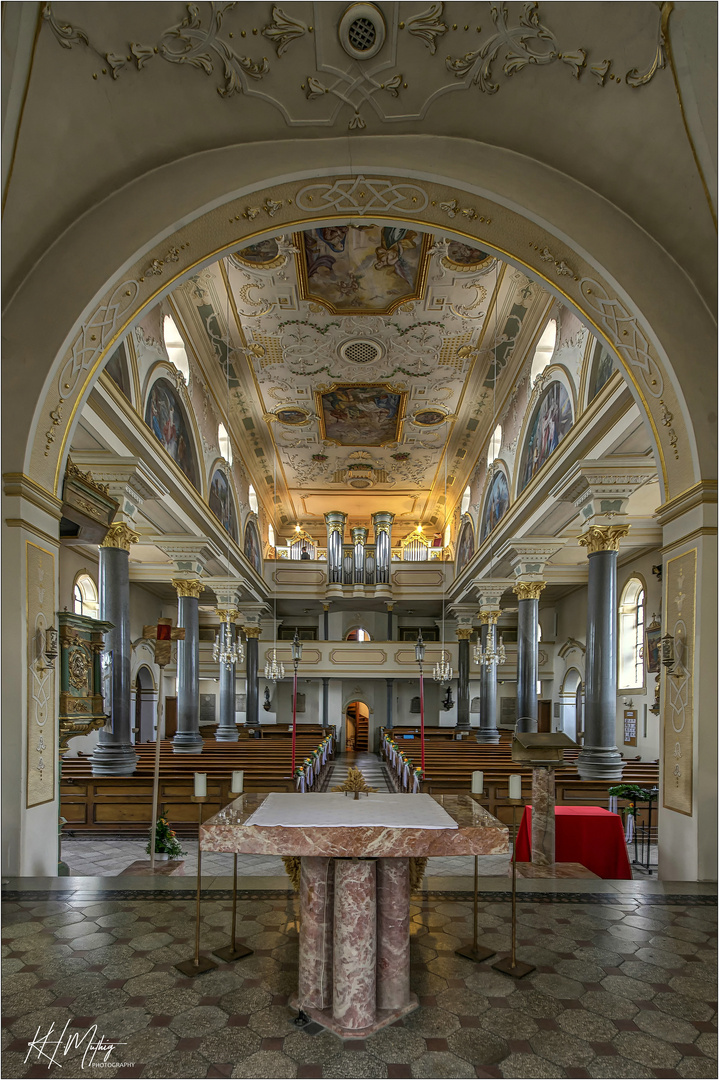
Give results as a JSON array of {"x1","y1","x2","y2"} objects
[{"x1": 511, "y1": 731, "x2": 578, "y2": 866}]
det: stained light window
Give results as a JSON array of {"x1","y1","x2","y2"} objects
[
  {"x1": 162, "y1": 314, "x2": 190, "y2": 383},
  {"x1": 218, "y1": 423, "x2": 233, "y2": 465},
  {"x1": 248, "y1": 485, "x2": 259, "y2": 514},
  {"x1": 619, "y1": 578, "x2": 646, "y2": 689},
  {"x1": 461, "y1": 486, "x2": 471, "y2": 515},
  {"x1": 530, "y1": 320, "x2": 557, "y2": 385},
  {"x1": 73, "y1": 574, "x2": 98, "y2": 617},
  {"x1": 487, "y1": 424, "x2": 502, "y2": 467}
]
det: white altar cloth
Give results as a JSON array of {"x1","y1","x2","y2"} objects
[{"x1": 244, "y1": 792, "x2": 458, "y2": 830}]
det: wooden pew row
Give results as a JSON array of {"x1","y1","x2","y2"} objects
[
  {"x1": 61, "y1": 734, "x2": 333, "y2": 836},
  {"x1": 382, "y1": 733, "x2": 659, "y2": 831}
]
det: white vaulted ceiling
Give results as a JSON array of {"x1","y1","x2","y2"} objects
[{"x1": 169, "y1": 225, "x2": 553, "y2": 539}]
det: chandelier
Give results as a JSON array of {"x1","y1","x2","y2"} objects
[
  {"x1": 264, "y1": 647, "x2": 285, "y2": 683},
  {"x1": 213, "y1": 614, "x2": 244, "y2": 669},
  {"x1": 433, "y1": 649, "x2": 453, "y2": 685},
  {"x1": 473, "y1": 621, "x2": 506, "y2": 668}
]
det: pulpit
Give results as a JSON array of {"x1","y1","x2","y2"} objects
[{"x1": 201, "y1": 792, "x2": 507, "y2": 1038}]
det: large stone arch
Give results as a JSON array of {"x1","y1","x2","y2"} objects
[{"x1": 4, "y1": 138, "x2": 715, "y2": 509}]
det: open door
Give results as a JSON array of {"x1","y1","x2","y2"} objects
[
  {"x1": 346, "y1": 701, "x2": 369, "y2": 751},
  {"x1": 537, "y1": 700, "x2": 552, "y2": 733}
]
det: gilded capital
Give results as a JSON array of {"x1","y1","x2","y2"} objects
[
  {"x1": 577, "y1": 524, "x2": 631, "y2": 554},
  {"x1": 100, "y1": 521, "x2": 139, "y2": 551},
  {"x1": 481, "y1": 609, "x2": 502, "y2": 624},
  {"x1": 243, "y1": 627, "x2": 262, "y2": 639},
  {"x1": 513, "y1": 581, "x2": 546, "y2": 601},
  {"x1": 216, "y1": 608, "x2": 239, "y2": 623},
  {"x1": 455, "y1": 628, "x2": 473, "y2": 640},
  {"x1": 172, "y1": 577, "x2": 203, "y2": 599}
]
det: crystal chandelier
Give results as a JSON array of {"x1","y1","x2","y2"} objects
[
  {"x1": 473, "y1": 621, "x2": 506, "y2": 668},
  {"x1": 213, "y1": 614, "x2": 244, "y2": 669},
  {"x1": 264, "y1": 647, "x2": 285, "y2": 683},
  {"x1": 433, "y1": 649, "x2": 453, "y2": 685}
]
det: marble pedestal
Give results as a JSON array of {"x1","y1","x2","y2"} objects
[
  {"x1": 201, "y1": 793, "x2": 507, "y2": 1040},
  {"x1": 531, "y1": 766, "x2": 556, "y2": 866}
]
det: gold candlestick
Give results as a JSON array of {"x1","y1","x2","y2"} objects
[
  {"x1": 175, "y1": 796, "x2": 218, "y2": 977},
  {"x1": 492, "y1": 798, "x2": 535, "y2": 979},
  {"x1": 214, "y1": 790, "x2": 253, "y2": 964}
]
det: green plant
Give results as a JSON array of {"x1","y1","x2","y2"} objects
[
  {"x1": 146, "y1": 817, "x2": 187, "y2": 859},
  {"x1": 608, "y1": 783, "x2": 658, "y2": 802}
]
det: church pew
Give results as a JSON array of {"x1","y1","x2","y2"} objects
[{"x1": 61, "y1": 733, "x2": 332, "y2": 835}]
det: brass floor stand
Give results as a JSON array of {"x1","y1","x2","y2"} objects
[
  {"x1": 492, "y1": 800, "x2": 535, "y2": 979},
  {"x1": 455, "y1": 821, "x2": 495, "y2": 963},
  {"x1": 175, "y1": 796, "x2": 217, "y2": 977},
  {"x1": 214, "y1": 851, "x2": 253, "y2": 963}
]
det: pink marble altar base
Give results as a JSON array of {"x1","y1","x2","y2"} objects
[
  {"x1": 514, "y1": 861, "x2": 600, "y2": 879},
  {"x1": 120, "y1": 860, "x2": 185, "y2": 876},
  {"x1": 289, "y1": 992, "x2": 420, "y2": 1039}
]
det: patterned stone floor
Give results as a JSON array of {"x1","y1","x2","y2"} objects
[{"x1": 2, "y1": 888, "x2": 716, "y2": 1079}]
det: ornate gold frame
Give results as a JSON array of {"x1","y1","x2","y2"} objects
[
  {"x1": 315, "y1": 382, "x2": 407, "y2": 446},
  {"x1": 294, "y1": 228, "x2": 432, "y2": 316}
]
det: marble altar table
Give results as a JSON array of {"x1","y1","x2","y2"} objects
[{"x1": 201, "y1": 792, "x2": 508, "y2": 1038}]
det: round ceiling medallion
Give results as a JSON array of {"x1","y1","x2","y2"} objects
[
  {"x1": 339, "y1": 4, "x2": 386, "y2": 60},
  {"x1": 339, "y1": 338, "x2": 384, "y2": 364},
  {"x1": 413, "y1": 409, "x2": 448, "y2": 427}
]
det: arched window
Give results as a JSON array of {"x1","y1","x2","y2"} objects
[
  {"x1": 443, "y1": 522, "x2": 451, "y2": 548},
  {"x1": 530, "y1": 319, "x2": 557, "y2": 385},
  {"x1": 248, "y1": 485, "x2": 259, "y2": 514},
  {"x1": 73, "y1": 573, "x2": 99, "y2": 617},
  {"x1": 217, "y1": 422, "x2": 233, "y2": 465},
  {"x1": 162, "y1": 314, "x2": 190, "y2": 383},
  {"x1": 268, "y1": 523, "x2": 275, "y2": 547},
  {"x1": 619, "y1": 577, "x2": 646, "y2": 689},
  {"x1": 486, "y1": 424, "x2": 502, "y2": 467},
  {"x1": 461, "y1": 486, "x2": 471, "y2": 515},
  {"x1": 346, "y1": 627, "x2": 371, "y2": 642}
]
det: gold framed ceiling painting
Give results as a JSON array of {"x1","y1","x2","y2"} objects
[
  {"x1": 317, "y1": 384, "x2": 406, "y2": 446},
  {"x1": 296, "y1": 225, "x2": 431, "y2": 314}
]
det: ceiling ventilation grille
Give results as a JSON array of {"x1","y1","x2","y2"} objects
[
  {"x1": 339, "y1": 4, "x2": 385, "y2": 60},
  {"x1": 339, "y1": 338, "x2": 383, "y2": 364}
]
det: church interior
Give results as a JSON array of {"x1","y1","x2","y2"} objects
[{"x1": 2, "y1": 2, "x2": 716, "y2": 1078}]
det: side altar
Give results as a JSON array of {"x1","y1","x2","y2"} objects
[{"x1": 201, "y1": 791, "x2": 508, "y2": 1038}]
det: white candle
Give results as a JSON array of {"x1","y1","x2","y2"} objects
[
  {"x1": 194, "y1": 772, "x2": 207, "y2": 798},
  {"x1": 508, "y1": 774, "x2": 522, "y2": 801},
  {"x1": 471, "y1": 770, "x2": 484, "y2": 794},
  {"x1": 232, "y1": 770, "x2": 244, "y2": 794}
]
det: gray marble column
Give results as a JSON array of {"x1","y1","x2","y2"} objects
[
  {"x1": 215, "y1": 612, "x2": 238, "y2": 742},
  {"x1": 576, "y1": 527, "x2": 628, "y2": 781},
  {"x1": 172, "y1": 579, "x2": 203, "y2": 753},
  {"x1": 91, "y1": 523, "x2": 139, "y2": 775},
  {"x1": 386, "y1": 603, "x2": 394, "y2": 641},
  {"x1": 456, "y1": 630, "x2": 471, "y2": 729},
  {"x1": 244, "y1": 628, "x2": 260, "y2": 726},
  {"x1": 322, "y1": 603, "x2": 330, "y2": 641},
  {"x1": 385, "y1": 678, "x2": 394, "y2": 730},
  {"x1": 514, "y1": 582, "x2": 545, "y2": 733},
  {"x1": 476, "y1": 614, "x2": 500, "y2": 744},
  {"x1": 322, "y1": 677, "x2": 330, "y2": 728}
]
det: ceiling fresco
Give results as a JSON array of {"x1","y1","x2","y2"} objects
[{"x1": 169, "y1": 225, "x2": 553, "y2": 538}]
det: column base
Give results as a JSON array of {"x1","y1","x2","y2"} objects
[
  {"x1": 576, "y1": 746, "x2": 626, "y2": 782},
  {"x1": 475, "y1": 729, "x2": 500, "y2": 744},
  {"x1": 172, "y1": 732, "x2": 204, "y2": 753},
  {"x1": 289, "y1": 993, "x2": 418, "y2": 1040},
  {"x1": 90, "y1": 744, "x2": 138, "y2": 776},
  {"x1": 215, "y1": 727, "x2": 239, "y2": 742},
  {"x1": 515, "y1": 718, "x2": 538, "y2": 733}
]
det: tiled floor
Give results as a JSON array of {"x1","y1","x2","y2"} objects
[{"x1": 1, "y1": 885, "x2": 716, "y2": 1079}]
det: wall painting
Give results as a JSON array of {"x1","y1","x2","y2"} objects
[
  {"x1": 145, "y1": 378, "x2": 199, "y2": 489},
  {"x1": 480, "y1": 468, "x2": 510, "y2": 543},
  {"x1": 318, "y1": 384, "x2": 405, "y2": 446},
  {"x1": 519, "y1": 381, "x2": 573, "y2": 492},
  {"x1": 244, "y1": 519, "x2": 262, "y2": 575},
  {"x1": 455, "y1": 519, "x2": 475, "y2": 577},
  {"x1": 209, "y1": 468, "x2": 238, "y2": 543}
]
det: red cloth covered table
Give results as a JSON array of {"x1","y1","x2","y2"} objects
[{"x1": 514, "y1": 806, "x2": 632, "y2": 879}]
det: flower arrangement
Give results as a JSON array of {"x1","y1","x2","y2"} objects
[
  {"x1": 312, "y1": 453, "x2": 328, "y2": 463},
  {"x1": 146, "y1": 817, "x2": 186, "y2": 859},
  {"x1": 391, "y1": 452, "x2": 410, "y2": 462}
]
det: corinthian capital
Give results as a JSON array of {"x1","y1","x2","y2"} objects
[
  {"x1": 172, "y1": 577, "x2": 204, "y2": 599},
  {"x1": 577, "y1": 525, "x2": 631, "y2": 554},
  {"x1": 513, "y1": 581, "x2": 546, "y2": 601},
  {"x1": 100, "y1": 521, "x2": 139, "y2": 551}
]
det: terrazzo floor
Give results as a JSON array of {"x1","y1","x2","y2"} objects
[{"x1": 1, "y1": 885, "x2": 716, "y2": 1079}]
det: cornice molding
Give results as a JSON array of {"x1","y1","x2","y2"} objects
[
  {"x1": 656, "y1": 480, "x2": 718, "y2": 527},
  {"x1": 3, "y1": 472, "x2": 63, "y2": 519}
]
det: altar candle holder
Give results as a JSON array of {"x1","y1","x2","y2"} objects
[
  {"x1": 214, "y1": 784, "x2": 253, "y2": 964},
  {"x1": 492, "y1": 786, "x2": 536, "y2": 980},
  {"x1": 175, "y1": 794, "x2": 218, "y2": 977},
  {"x1": 455, "y1": 780, "x2": 496, "y2": 964}
]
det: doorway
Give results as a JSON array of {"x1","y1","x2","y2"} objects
[
  {"x1": 345, "y1": 701, "x2": 369, "y2": 752},
  {"x1": 559, "y1": 668, "x2": 583, "y2": 742},
  {"x1": 537, "y1": 700, "x2": 552, "y2": 733},
  {"x1": 134, "y1": 666, "x2": 156, "y2": 743}
]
